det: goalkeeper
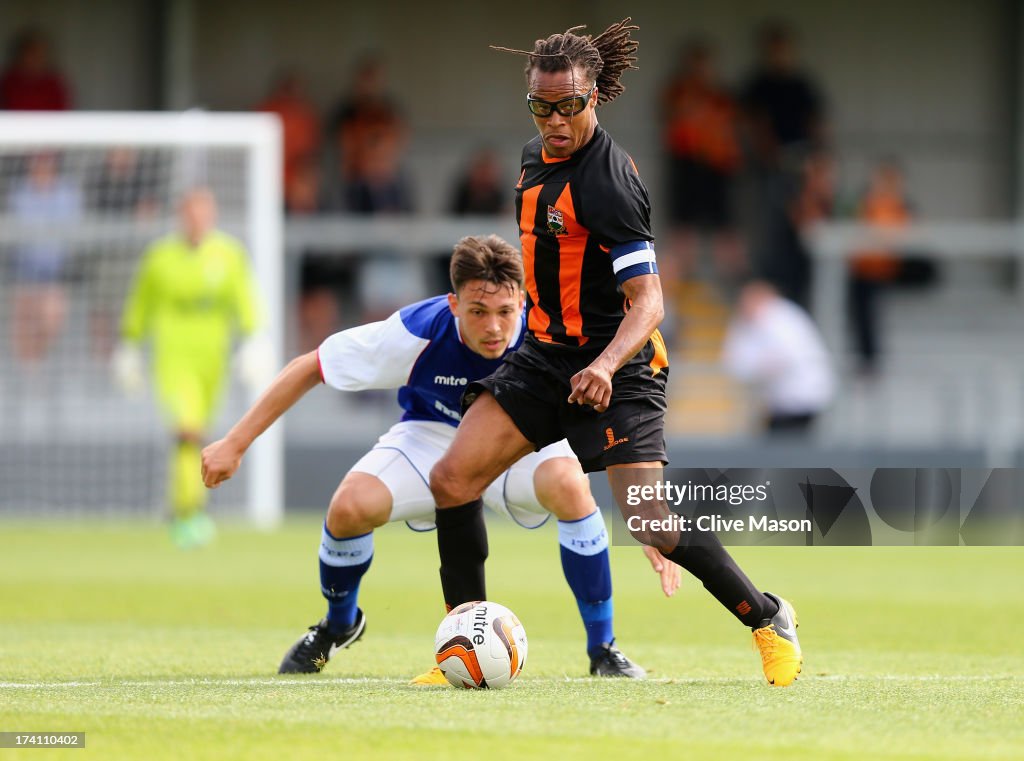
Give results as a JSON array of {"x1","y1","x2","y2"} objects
[{"x1": 113, "y1": 187, "x2": 269, "y2": 548}]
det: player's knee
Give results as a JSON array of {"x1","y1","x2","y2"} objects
[
  {"x1": 429, "y1": 459, "x2": 479, "y2": 508},
  {"x1": 533, "y1": 458, "x2": 594, "y2": 521},
  {"x1": 326, "y1": 479, "x2": 389, "y2": 536}
]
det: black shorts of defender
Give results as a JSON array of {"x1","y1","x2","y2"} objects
[{"x1": 463, "y1": 336, "x2": 668, "y2": 473}]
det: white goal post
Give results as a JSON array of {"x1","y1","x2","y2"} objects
[{"x1": 0, "y1": 112, "x2": 283, "y2": 528}]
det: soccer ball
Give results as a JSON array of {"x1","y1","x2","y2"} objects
[{"x1": 434, "y1": 601, "x2": 528, "y2": 689}]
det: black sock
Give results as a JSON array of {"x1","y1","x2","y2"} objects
[
  {"x1": 435, "y1": 499, "x2": 488, "y2": 609},
  {"x1": 661, "y1": 529, "x2": 777, "y2": 628}
]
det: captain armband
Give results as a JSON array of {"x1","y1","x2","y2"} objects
[{"x1": 609, "y1": 241, "x2": 658, "y2": 285}]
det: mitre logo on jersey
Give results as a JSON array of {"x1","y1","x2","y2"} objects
[
  {"x1": 434, "y1": 375, "x2": 468, "y2": 386},
  {"x1": 547, "y1": 205, "x2": 567, "y2": 236}
]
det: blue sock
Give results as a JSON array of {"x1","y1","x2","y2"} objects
[
  {"x1": 558, "y1": 511, "x2": 614, "y2": 657},
  {"x1": 319, "y1": 524, "x2": 373, "y2": 634}
]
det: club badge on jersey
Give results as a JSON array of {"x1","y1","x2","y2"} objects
[{"x1": 547, "y1": 205, "x2": 567, "y2": 236}]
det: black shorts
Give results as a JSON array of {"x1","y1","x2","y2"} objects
[{"x1": 464, "y1": 336, "x2": 669, "y2": 473}]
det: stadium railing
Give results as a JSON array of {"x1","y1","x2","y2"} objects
[{"x1": 808, "y1": 220, "x2": 1024, "y2": 466}]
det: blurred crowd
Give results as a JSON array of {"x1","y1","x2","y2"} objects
[
  {"x1": 0, "y1": 22, "x2": 934, "y2": 435},
  {"x1": 252, "y1": 55, "x2": 512, "y2": 348}
]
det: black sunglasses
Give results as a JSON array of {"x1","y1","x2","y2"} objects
[{"x1": 526, "y1": 86, "x2": 595, "y2": 118}]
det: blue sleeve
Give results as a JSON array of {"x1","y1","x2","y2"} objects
[{"x1": 398, "y1": 296, "x2": 451, "y2": 340}]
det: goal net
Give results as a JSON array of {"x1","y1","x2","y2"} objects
[{"x1": 0, "y1": 112, "x2": 283, "y2": 527}]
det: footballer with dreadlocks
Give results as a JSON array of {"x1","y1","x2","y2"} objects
[{"x1": 429, "y1": 18, "x2": 805, "y2": 686}]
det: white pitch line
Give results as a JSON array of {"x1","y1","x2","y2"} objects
[
  {"x1": 0, "y1": 678, "x2": 405, "y2": 689},
  {"x1": 118, "y1": 678, "x2": 408, "y2": 686},
  {"x1": 1, "y1": 674, "x2": 1019, "y2": 689},
  {"x1": 0, "y1": 681, "x2": 102, "y2": 688},
  {"x1": 807, "y1": 674, "x2": 1020, "y2": 683}
]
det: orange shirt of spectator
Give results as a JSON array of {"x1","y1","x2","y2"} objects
[
  {"x1": 256, "y1": 73, "x2": 321, "y2": 191},
  {"x1": 662, "y1": 46, "x2": 740, "y2": 174},
  {"x1": 664, "y1": 80, "x2": 740, "y2": 173},
  {"x1": 852, "y1": 164, "x2": 911, "y2": 281}
]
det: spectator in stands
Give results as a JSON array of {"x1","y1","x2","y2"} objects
[
  {"x1": 0, "y1": 28, "x2": 71, "y2": 111},
  {"x1": 324, "y1": 54, "x2": 412, "y2": 214},
  {"x1": 722, "y1": 280, "x2": 835, "y2": 435},
  {"x1": 450, "y1": 147, "x2": 508, "y2": 216},
  {"x1": 256, "y1": 70, "x2": 322, "y2": 213},
  {"x1": 759, "y1": 149, "x2": 837, "y2": 309},
  {"x1": 8, "y1": 151, "x2": 81, "y2": 364},
  {"x1": 741, "y1": 22, "x2": 829, "y2": 307},
  {"x1": 660, "y1": 39, "x2": 744, "y2": 287},
  {"x1": 87, "y1": 147, "x2": 160, "y2": 216},
  {"x1": 790, "y1": 150, "x2": 837, "y2": 228},
  {"x1": 741, "y1": 21, "x2": 826, "y2": 169},
  {"x1": 341, "y1": 132, "x2": 414, "y2": 214},
  {"x1": 323, "y1": 55, "x2": 418, "y2": 324},
  {"x1": 112, "y1": 188, "x2": 269, "y2": 549},
  {"x1": 849, "y1": 159, "x2": 914, "y2": 375},
  {"x1": 284, "y1": 157, "x2": 323, "y2": 215},
  {"x1": 430, "y1": 146, "x2": 510, "y2": 292}
]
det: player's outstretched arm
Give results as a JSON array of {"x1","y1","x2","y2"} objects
[
  {"x1": 568, "y1": 274, "x2": 664, "y2": 412},
  {"x1": 201, "y1": 351, "x2": 321, "y2": 488}
]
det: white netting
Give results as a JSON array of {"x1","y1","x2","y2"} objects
[{"x1": 0, "y1": 113, "x2": 282, "y2": 524}]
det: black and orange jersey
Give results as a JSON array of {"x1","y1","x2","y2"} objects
[{"x1": 515, "y1": 125, "x2": 657, "y2": 349}]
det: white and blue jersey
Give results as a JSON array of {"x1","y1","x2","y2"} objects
[{"x1": 317, "y1": 295, "x2": 524, "y2": 426}]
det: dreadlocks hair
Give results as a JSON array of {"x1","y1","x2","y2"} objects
[{"x1": 491, "y1": 18, "x2": 639, "y2": 106}]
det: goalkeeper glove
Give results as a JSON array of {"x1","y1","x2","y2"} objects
[
  {"x1": 236, "y1": 334, "x2": 274, "y2": 393},
  {"x1": 111, "y1": 342, "x2": 146, "y2": 396}
]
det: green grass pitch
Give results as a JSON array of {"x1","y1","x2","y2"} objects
[{"x1": 1, "y1": 517, "x2": 1022, "y2": 760}]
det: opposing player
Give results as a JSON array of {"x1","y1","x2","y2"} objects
[
  {"x1": 113, "y1": 188, "x2": 268, "y2": 548},
  {"x1": 428, "y1": 20, "x2": 803, "y2": 686},
  {"x1": 201, "y1": 235, "x2": 676, "y2": 681}
]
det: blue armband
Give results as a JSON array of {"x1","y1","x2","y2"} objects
[{"x1": 609, "y1": 240, "x2": 657, "y2": 284}]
